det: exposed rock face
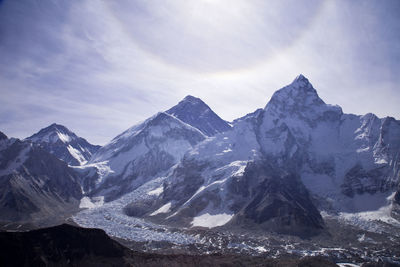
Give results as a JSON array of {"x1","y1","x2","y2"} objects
[
  {"x1": 0, "y1": 131, "x2": 7, "y2": 141},
  {"x1": 229, "y1": 161, "x2": 324, "y2": 236},
  {"x1": 26, "y1": 123, "x2": 100, "y2": 166},
  {"x1": 0, "y1": 138, "x2": 82, "y2": 224},
  {"x1": 166, "y1": 95, "x2": 231, "y2": 136}
]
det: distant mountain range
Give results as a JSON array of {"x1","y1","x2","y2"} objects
[{"x1": 1, "y1": 75, "x2": 399, "y2": 246}]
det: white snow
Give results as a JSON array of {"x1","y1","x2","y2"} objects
[
  {"x1": 147, "y1": 186, "x2": 163, "y2": 196},
  {"x1": 88, "y1": 112, "x2": 205, "y2": 189},
  {"x1": 337, "y1": 263, "x2": 361, "y2": 267},
  {"x1": 79, "y1": 196, "x2": 104, "y2": 209},
  {"x1": 339, "y1": 202, "x2": 400, "y2": 229},
  {"x1": 67, "y1": 145, "x2": 87, "y2": 165},
  {"x1": 73, "y1": 176, "x2": 197, "y2": 245},
  {"x1": 222, "y1": 148, "x2": 232, "y2": 153},
  {"x1": 57, "y1": 132, "x2": 72, "y2": 143},
  {"x1": 73, "y1": 161, "x2": 114, "y2": 186},
  {"x1": 150, "y1": 202, "x2": 172, "y2": 216},
  {"x1": 374, "y1": 158, "x2": 388, "y2": 164},
  {"x1": 319, "y1": 192, "x2": 400, "y2": 234},
  {"x1": 29, "y1": 130, "x2": 73, "y2": 144},
  {"x1": 191, "y1": 213, "x2": 233, "y2": 228},
  {"x1": 255, "y1": 246, "x2": 267, "y2": 253}
]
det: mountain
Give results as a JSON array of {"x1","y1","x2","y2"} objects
[
  {"x1": 0, "y1": 135, "x2": 82, "y2": 226},
  {"x1": 26, "y1": 123, "x2": 100, "y2": 166},
  {"x1": 1, "y1": 75, "x2": 399, "y2": 261},
  {"x1": 86, "y1": 112, "x2": 206, "y2": 201},
  {"x1": 124, "y1": 75, "x2": 399, "y2": 236},
  {"x1": 166, "y1": 95, "x2": 231, "y2": 136}
]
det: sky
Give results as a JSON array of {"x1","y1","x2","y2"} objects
[{"x1": 0, "y1": 0, "x2": 399, "y2": 145}]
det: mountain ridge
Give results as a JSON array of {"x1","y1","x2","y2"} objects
[
  {"x1": 1, "y1": 75, "x2": 399, "y2": 261},
  {"x1": 26, "y1": 123, "x2": 100, "y2": 166}
]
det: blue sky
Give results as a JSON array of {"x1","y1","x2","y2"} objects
[{"x1": 0, "y1": 0, "x2": 399, "y2": 145}]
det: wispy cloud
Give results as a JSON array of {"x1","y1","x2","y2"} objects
[{"x1": 0, "y1": 0, "x2": 399, "y2": 144}]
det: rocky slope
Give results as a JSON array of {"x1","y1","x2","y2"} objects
[{"x1": 0, "y1": 134, "x2": 82, "y2": 225}]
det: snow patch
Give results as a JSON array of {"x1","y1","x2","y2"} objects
[
  {"x1": 337, "y1": 263, "x2": 360, "y2": 267},
  {"x1": 374, "y1": 158, "x2": 388, "y2": 164},
  {"x1": 147, "y1": 186, "x2": 163, "y2": 196},
  {"x1": 67, "y1": 145, "x2": 87, "y2": 165},
  {"x1": 337, "y1": 194, "x2": 400, "y2": 234},
  {"x1": 79, "y1": 196, "x2": 104, "y2": 209},
  {"x1": 57, "y1": 132, "x2": 72, "y2": 143},
  {"x1": 255, "y1": 246, "x2": 267, "y2": 253},
  {"x1": 150, "y1": 202, "x2": 172, "y2": 216},
  {"x1": 74, "y1": 161, "x2": 114, "y2": 185},
  {"x1": 191, "y1": 213, "x2": 233, "y2": 228},
  {"x1": 222, "y1": 148, "x2": 232, "y2": 153},
  {"x1": 229, "y1": 161, "x2": 248, "y2": 176}
]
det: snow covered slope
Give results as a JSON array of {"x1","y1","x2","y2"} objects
[
  {"x1": 87, "y1": 112, "x2": 206, "y2": 201},
  {"x1": 26, "y1": 123, "x2": 100, "y2": 166}
]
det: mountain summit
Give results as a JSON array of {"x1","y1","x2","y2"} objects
[
  {"x1": 26, "y1": 124, "x2": 100, "y2": 166},
  {"x1": 265, "y1": 74, "x2": 342, "y2": 124},
  {"x1": 166, "y1": 95, "x2": 231, "y2": 136}
]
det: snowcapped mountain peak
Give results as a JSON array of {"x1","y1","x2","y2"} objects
[
  {"x1": 28, "y1": 123, "x2": 76, "y2": 144},
  {"x1": 267, "y1": 74, "x2": 322, "y2": 108},
  {"x1": 26, "y1": 124, "x2": 100, "y2": 166},
  {"x1": 87, "y1": 110, "x2": 207, "y2": 200},
  {"x1": 264, "y1": 75, "x2": 342, "y2": 122},
  {"x1": 166, "y1": 95, "x2": 231, "y2": 136}
]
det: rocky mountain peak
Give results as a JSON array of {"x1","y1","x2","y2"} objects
[
  {"x1": 27, "y1": 123, "x2": 77, "y2": 144},
  {"x1": 266, "y1": 75, "x2": 323, "y2": 108},
  {"x1": 26, "y1": 124, "x2": 100, "y2": 166},
  {"x1": 264, "y1": 75, "x2": 342, "y2": 121},
  {"x1": 292, "y1": 74, "x2": 312, "y2": 87},
  {"x1": 166, "y1": 95, "x2": 231, "y2": 136},
  {"x1": 182, "y1": 95, "x2": 203, "y2": 104},
  {"x1": 167, "y1": 95, "x2": 212, "y2": 117}
]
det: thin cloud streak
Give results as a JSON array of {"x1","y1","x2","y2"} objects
[{"x1": 0, "y1": 0, "x2": 399, "y2": 145}]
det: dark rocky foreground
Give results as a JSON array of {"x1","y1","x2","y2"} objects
[{"x1": 0, "y1": 224, "x2": 396, "y2": 267}]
